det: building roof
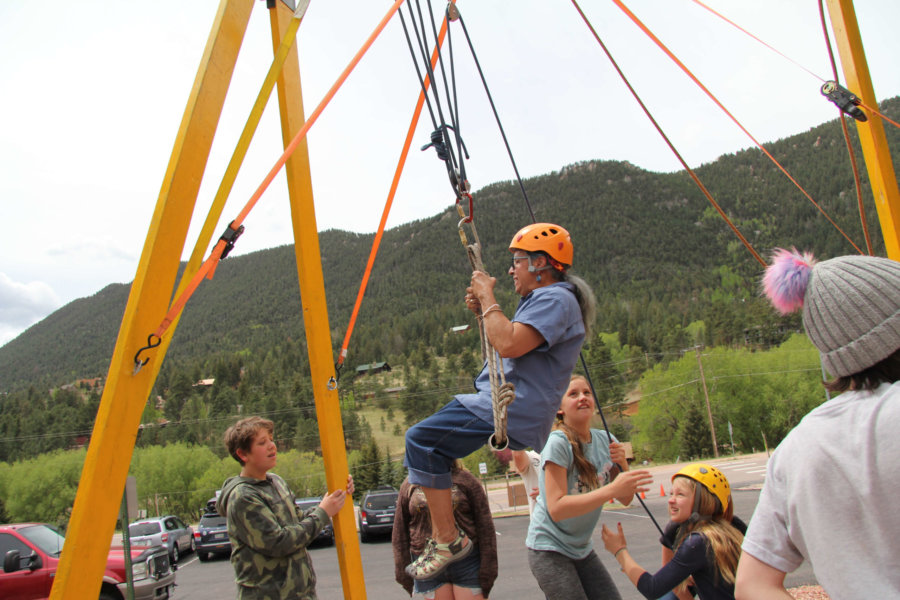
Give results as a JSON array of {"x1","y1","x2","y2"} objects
[{"x1": 355, "y1": 362, "x2": 391, "y2": 372}]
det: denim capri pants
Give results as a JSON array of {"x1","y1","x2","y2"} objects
[{"x1": 405, "y1": 399, "x2": 524, "y2": 489}]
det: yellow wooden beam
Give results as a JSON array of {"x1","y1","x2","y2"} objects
[
  {"x1": 268, "y1": 2, "x2": 368, "y2": 597},
  {"x1": 50, "y1": 1, "x2": 254, "y2": 598},
  {"x1": 825, "y1": 0, "x2": 900, "y2": 259}
]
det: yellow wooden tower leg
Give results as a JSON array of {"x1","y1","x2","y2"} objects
[
  {"x1": 268, "y1": 2, "x2": 368, "y2": 597},
  {"x1": 49, "y1": 1, "x2": 254, "y2": 598},
  {"x1": 826, "y1": 0, "x2": 900, "y2": 260}
]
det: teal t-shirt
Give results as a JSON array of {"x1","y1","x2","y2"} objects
[{"x1": 525, "y1": 429, "x2": 617, "y2": 559}]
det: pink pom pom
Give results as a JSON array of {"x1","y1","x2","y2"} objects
[{"x1": 762, "y1": 248, "x2": 817, "y2": 314}]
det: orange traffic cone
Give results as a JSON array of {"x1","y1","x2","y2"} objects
[{"x1": 660, "y1": 484, "x2": 666, "y2": 497}]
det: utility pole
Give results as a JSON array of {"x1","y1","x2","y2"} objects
[{"x1": 695, "y1": 346, "x2": 719, "y2": 458}]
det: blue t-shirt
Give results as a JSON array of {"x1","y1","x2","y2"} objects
[
  {"x1": 525, "y1": 429, "x2": 616, "y2": 559},
  {"x1": 456, "y1": 282, "x2": 585, "y2": 451}
]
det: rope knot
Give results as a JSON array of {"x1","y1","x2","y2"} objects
[
  {"x1": 489, "y1": 382, "x2": 516, "y2": 450},
  {"x1": 421, "y1": 128, "x2": 451, "y2": 161}
]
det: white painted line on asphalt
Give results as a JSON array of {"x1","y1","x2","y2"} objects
[
  {"x1": 182, "y1": 555, "x2": 199, "y2": 568},
  {"x1": 605, "y1": 510, "x2": 651, "y2": 520}
]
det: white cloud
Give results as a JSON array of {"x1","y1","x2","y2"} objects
[
  {"x1": 0, "y1": 273, "x2": 61, "y2": 345},
  {"x1": 45, "y1": 239, "x2": 137, "y2": 264}
]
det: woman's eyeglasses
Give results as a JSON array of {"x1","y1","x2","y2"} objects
[{"x1": 510, "y1": 255, "x2": 531, "y2": 269}]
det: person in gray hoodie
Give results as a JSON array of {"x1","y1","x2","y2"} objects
[{"x1": 218, "y1": 416, "x2": 353, "y2": 600}]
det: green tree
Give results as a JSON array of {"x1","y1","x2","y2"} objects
[
  {"x1": 680, "y1": 404, "x2": 712, "y2": 459},
  {"x1": 631, "y1": 337, "x2": 824, "y2": 461},
  {"x1": 130, "y1": 443, "x2": 220, "y2": 521},
  {"x1": 165, "y1": 371, "x2": 193, "y2": 421},
  {"x1": 275, "y1": 449, "x2": 327, "y2": 498},
  {"x1": 351, "y1": 439, "x2": 382, "y2": 500},
  {"x1": 3, "y1": 449, "x2": 87, "y2": 528}
]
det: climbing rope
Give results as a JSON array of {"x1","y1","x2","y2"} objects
[
  {"x1": 689, "y1": 0, "x2": 900, "y2": 255},
  {"x1": 456, "y1": 199, "x2": 515, "y2": 450},
  {"x1": 607, "y1": 0, "x2": 864, "y2": 256},
  {"x1": 399, "y1": 1, "x2": 466, "y2": 197},
  {"x1": 571, "y1": 0, "x2": 765, "y2": 267},
  {"x1": 689, "y1": 0, "x2": 875, "y2": 255},
  {"x1": 334, "y1": 10, "x2": 452, "y2": 378},
  {"x1": 817, "y1": 0, "x2": 872, "y2": 255},
  {"x1": 690, "y1": 0, "x2": 900, "y2": 132},
  {"x1": 453, "y1": 10, "x2": 535, "y2": 222},
  {"x1": 399, "y1": 0, "x2": 524, "y2": 448},
  {"x1": 579, "y1": 353, "x2": 665, "y2": 537}
]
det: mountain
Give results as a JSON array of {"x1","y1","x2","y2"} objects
[{"x1": 1, "y1": 97, "x2": 898, "y2": 392}]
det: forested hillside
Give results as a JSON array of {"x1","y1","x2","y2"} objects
[{"x1": 0, "y1": 98, "x2": 898, "y2": 471}]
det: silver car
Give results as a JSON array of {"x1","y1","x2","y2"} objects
[{"x1": 128, "y1": 515, "x2": 195, "y2": 563}]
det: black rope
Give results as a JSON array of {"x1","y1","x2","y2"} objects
[
  {"x1": 423, "y1": 0, "x2": 467, "y2": 189},
  {"x1": 442, "y1": 3, "x2": 469, "y2": 188},
  {"x1": 455, "y1": 12, "x2": 536, "y2": 222},
  {"x1": 397, "y1": 7, "x2": 440, "y2": 131},
  {"x1": 580, "y1": 352, "x2": 664, "y2": 537},
  {"x1": 400, "y1": 0, "x2": 466, "y2": 195},
  {"x1": 412, "y1": 0, "x2": 454, "y2": 150}
]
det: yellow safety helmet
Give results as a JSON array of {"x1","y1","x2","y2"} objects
[
  {"x1": 672, "y1": 463, "x2": 731, "y2": 514},
  {"x1": 509, "y1": 223, "x2": 573, "y2": 270}
]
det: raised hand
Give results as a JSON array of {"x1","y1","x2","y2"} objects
[{"x1": 610, "y1": 469, "x2": 653, "y2": 498}]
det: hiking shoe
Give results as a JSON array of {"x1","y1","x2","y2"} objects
[{"x1": 405, "y1": 530, "x2": 473, "y2": 580}]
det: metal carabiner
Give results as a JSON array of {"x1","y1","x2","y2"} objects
[{"x1": 456, "y1": 191, "x2": 474, "y2": 225}]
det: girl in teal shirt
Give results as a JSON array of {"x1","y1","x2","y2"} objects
[{"x1": 526, "y1": 375, "x2": 653, "y2": 600}]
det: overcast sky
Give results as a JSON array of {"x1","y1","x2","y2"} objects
[{"x1": 2, "y1": 0, "x2": 899, "y2": 348}]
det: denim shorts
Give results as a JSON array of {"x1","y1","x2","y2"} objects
[
  {"x1": 404, "y1": 399, "x2": 498, "y2": 489},
  {"x1": 412, "y1": 544, "x2": 483, "y2": 596}
]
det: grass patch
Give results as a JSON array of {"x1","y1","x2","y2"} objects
[{"x1": 356, "y1": 405, "x2": 408, "y2": 458}]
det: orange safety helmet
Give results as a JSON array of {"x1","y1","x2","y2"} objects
[{"x1": 508, "y1": 223, "x2": 573, "y2": 270}]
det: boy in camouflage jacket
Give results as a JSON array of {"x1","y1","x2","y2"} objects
[{"x1": 219, "y1": 416, "x2": 353, "y2": 599}]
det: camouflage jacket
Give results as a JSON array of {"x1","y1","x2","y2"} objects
[{"x1": 218, "y1": 473, "x2": 328, "y2": 600}]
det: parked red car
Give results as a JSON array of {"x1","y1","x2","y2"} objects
[{"x1": 0, "y1": 522, "x2": 176, "y2": 600}]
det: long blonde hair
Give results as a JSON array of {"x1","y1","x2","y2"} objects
[
  {"x1": 553, "y1": 375, "x2": 600, "y2": 490},
  {"x1": 672, "y1": 477, "x2": 743, "y2": 588}
]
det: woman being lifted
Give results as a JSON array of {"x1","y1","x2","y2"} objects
[
  {"x1": 527, "y1": 375, "x2": 653, "y2": 600},
  {"x1": 404, "y1": 223, "x2": 594, "y2": 579}
]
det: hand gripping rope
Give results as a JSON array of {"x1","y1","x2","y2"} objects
[
  {"x1": 402, "y1": 0, "x2": 514, "y2": 450},
  {"x1": 456, "y1": 199, "x2": 514, "y2": 451}
]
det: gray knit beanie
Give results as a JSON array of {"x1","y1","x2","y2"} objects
[{"x1": 802, "y1": 255, "x2": 900, "y2": 377}]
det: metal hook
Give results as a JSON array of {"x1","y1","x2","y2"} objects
[
  {"x1": 327, "y1": 376, "x2": 338, "y2": 391},
  {"x1": 133, "y1": 334, "x2": 161, "y2": 375}
]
